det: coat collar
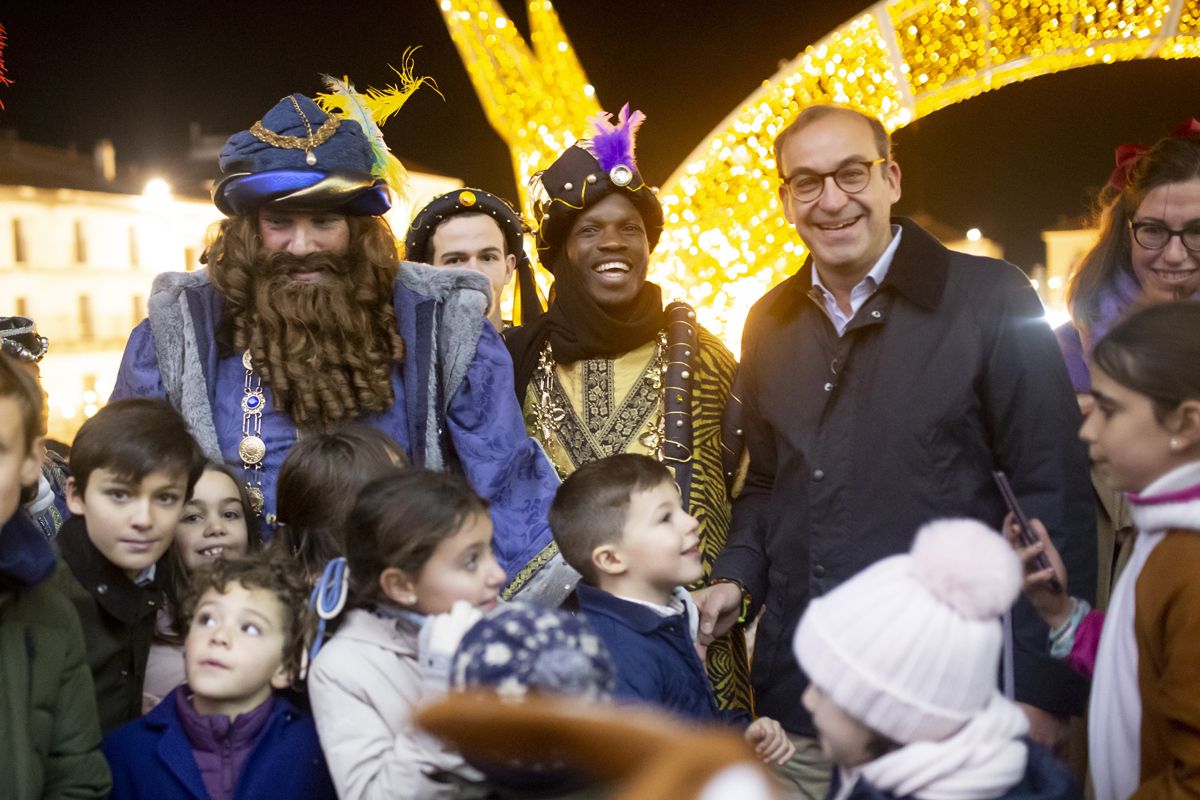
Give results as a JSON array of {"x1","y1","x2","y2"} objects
[
  {"x1": 791, "y1": 217, "x2": 949, "y2": 314},
  {"x1": 0, "y1": 510, "x2": 56, "y2": 590},
  {"x1": 57, "y1": 515, "x2": 161, "y2": 624},
  {"x1": 334, "y1": 607, "x2": 419, "y2": 656},
  {"x1": 576, "y1": 582, "x2": 686, "y2": 635},
  {"x1": 144, "y1": 687, "x2": 210, "y2": 800},
  {"x1": 143, "y1": 686, "x2": 300, "y2": 800}
]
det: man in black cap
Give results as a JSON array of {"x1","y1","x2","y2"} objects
[
  {"x1": 405, "y1": 188, "x2": 542, "y2": 330},
  {"x1": 111, "y1": 90, "x2": 568, "y2": 603},
  {"x1": 505, "y1": 105, "x2": 752, "y2": 713}
]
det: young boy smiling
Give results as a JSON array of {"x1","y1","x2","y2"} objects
[
  {"x1": 103, "y1": 556, "x2": 336, "y2": 799},
  {"x1": 56, "y1": 398, "x2": 206, "y2": 732},
  {"x1": 550, "y1": 454, "x2": 793, "y2": 766}
]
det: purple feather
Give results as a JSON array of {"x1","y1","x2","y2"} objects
[{"x1": 588, "y1": 103, "x2": 646, "y2": 172}]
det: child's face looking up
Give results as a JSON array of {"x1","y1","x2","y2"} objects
[
  {"x1": 802, "y1": 684, "x2": 878, "y2": 768},
  {"x1": 185, "y1": 581, "x2": 291, "y2": 719},
  {"x1": 175, "y1": 469, "x2": 249, "y2": 572},
  {"x1": 386, "y1": 511, "x2": 505, "y2": 615},
  {"x1": 0, "y1": 396, "x2": 41, "y2": 522},
  {"x1": 603, "y1": 478, "x2": 702, "y2": 603},
  {"x1": 66, "y1": 468, "x2": 188, "y2": 579}
]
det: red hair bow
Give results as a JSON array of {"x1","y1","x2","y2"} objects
[{"x1": 1108, "y1": 118, "x2": 1200, "y2": 192}]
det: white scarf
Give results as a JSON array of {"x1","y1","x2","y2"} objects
[
  {"x1": 1089, "y1": 460, "x2": 1200, "y2": 800},
  {"x1": 23, "y1": 471, "x2": 54, "y2": 517},
  {"x1": 856, "y1": 692, "x2": 1029, "y2": 799}
]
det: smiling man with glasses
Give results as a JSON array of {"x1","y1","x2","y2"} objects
[{"x1": 694, "y1": 104, "x2": 1097, "y2": 798}]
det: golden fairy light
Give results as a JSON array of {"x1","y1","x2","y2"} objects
[{"x1": 440, "y1": 0, "x2": 1200, "y2": 351}]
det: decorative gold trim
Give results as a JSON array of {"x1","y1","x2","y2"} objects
[
  {"x1": 528, "y1": 334, "x2": 666, "y2": 475},
  {"x1": 501, "y1": 539, "x2": 561, "y2": 600},
  {"x1": 250, "y1": 113, "x2": 340, "y2": 154}
]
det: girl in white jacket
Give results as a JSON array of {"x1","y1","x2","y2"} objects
[{"x1": 308, "y1": 468, "x2": 506, "y2": 800}]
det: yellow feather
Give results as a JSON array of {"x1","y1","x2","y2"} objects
[
  {"x1": 361, "y1": 47, "x2": 443, "y2": 126},
  {"x1": 312, "y1": 49, "x2": 441, "y2": 204}
]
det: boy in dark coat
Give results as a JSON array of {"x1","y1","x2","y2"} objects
[
  {"x1": 103, "y1": 554, "x2": 335, "y2": 799},
  {"x1": 0, "y1": 353, "x2": 110, "y2": 799},
  {"x1": 549, "y1": 453, "x2": 791, "y2": 766},
  {"x1": 57, "y1": 398, "x2": 206, "y2": 732}
]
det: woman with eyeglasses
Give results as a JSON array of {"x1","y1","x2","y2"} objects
[
  {"x1": 1059, "y1": 121, "x2": 1200, "y2": 394},
  {"x1": 1056, "y1": 121, "x2": 1200, "y2": 613}
]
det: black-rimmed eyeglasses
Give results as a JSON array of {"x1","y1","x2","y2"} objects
[
  {"x1": 1129, "y1": 220, "x2": 1200, "y2": 252},
  {"x1": 782, "y1": 158, "x2": 887, "y2": 202}
]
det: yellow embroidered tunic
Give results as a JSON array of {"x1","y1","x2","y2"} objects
[{"x1": 523, "y1": 338, "x2": 661, "y2": 476}]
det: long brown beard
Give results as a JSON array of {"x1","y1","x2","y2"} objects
[{"x1": 232, "y1": 248, "x2": 405, "y2": 430}]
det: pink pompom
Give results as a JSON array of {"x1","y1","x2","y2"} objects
[{"x1": 908, "y1": 518, "x2": 1022, "y2": 620}]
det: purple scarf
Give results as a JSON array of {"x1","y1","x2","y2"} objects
[{"x1": 1080, "y1": 269, "x2": 1143, "y2": 355}]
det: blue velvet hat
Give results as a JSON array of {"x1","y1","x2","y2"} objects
[{"x1": 213, "y1": 93, "x2": 390, "y2": 216}]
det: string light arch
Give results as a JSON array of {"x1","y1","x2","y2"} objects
[{"x1": 440, "y1": 0, "x2": 1200, "y2": 348}]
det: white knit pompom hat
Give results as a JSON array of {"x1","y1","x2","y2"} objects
[{"x1": 793, "y1": 518, "x2": 1022, "y2": 744}]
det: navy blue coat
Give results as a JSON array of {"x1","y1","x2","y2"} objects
[
  {"x1": 715, "y1": 219, "x2": 1096, "y2": 734},
  {"x1": 834, "y1": 740, "x2": 1080, "y2": 800},
  {"x1": 576, "y1": 583, "x2": 744, "y2": 725},
  {"x1": 102, "y1": 691, "x2": 336, "y2": 800}
]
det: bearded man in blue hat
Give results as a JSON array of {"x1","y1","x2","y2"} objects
[{"x1": 111, "y1": 92, "x2": 569, "y2": 603}]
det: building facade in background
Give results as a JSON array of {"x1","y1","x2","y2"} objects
[{"x1": 0, "y1": 131, "x2": 460, "y2": 443}]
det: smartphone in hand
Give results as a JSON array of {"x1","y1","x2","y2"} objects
[{"x1": 992, "y1": 470, "x2": 1063, "y2": 594}]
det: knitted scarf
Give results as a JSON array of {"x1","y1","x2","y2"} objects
[{"x1": 856, "y1": 693, "x2": 1029, "y2": 799}]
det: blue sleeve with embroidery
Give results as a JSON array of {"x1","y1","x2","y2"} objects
[
  {"x1": 110, "y1": 320, "x2": 166, "y2": 401},
  {"x1": 445, "y1": 323, "x2": 558, "y2": 583}
]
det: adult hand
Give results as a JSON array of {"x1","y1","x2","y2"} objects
[
  {"x1": 692, "y1": 582, "x2": 743, "y2": 647},
  {"x1": 1018, "y1": 703, "x2": 1071, "y2": 760},
  {"x1": 744, "y1": 716, "x2": 795, "y2": 765},
  {"x1": 1004, "y1": 514, "x2": 1072, "y2": 630}
]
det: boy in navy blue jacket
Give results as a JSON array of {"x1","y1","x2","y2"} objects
[
  {"x1": 103, "y1": 554, "x2": 335, "y2": 799},
  {"x1": 550, "y1": 453, "x2": 792, "y2": 766}
]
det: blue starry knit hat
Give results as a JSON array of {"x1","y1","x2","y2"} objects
[
  {"x1": 213, "y1": 93, "x2": 390, "y2": 216},
  {"x1": 452, "y1": 603, "x2": 616, "y2": 794},
  {"x1": 452, "y1": 602, "x2": 616, "y2": 701}
]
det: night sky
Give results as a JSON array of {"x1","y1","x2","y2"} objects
[{"x1": 3, "y1": 0, "x2": 1199, "y2": 268}]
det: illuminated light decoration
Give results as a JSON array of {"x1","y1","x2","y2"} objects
[{"x1": 441, "y1": 0, "x2": 1200, "y2": 350}]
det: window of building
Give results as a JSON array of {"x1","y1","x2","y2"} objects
[
  {"x1": 73, "y1": 220, "x2": 87, "y2": 264},
  {"x1": 11, "y1": 218, "x2": 26, "y2": 264},
  {"x1": 184, "y1": 247, "x2": 198, "y2": 272},
  {"x1": 78, "y1": 295, "x2": 93, "y2": 341},
  {"x1": 132, "y1": 294, "x2": 145, "y2": 326},
  {"x1": 129, "y1": 226, "x2": 140, "y2": 268},
  {"x1": 14, "y1": 297, "x2": 27, "y2": 317}
]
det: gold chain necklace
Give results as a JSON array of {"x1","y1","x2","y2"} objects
[
  {"x1": 238, "y1": 350, "x2": 267, "y2": 513},
  {"x1": 248, "y1": 95, "x2": 340, "y2": 166}
]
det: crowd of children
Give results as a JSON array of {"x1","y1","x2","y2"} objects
[{"x1": 2, "y1": 299, "x2": 1200, "y2": 799}]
